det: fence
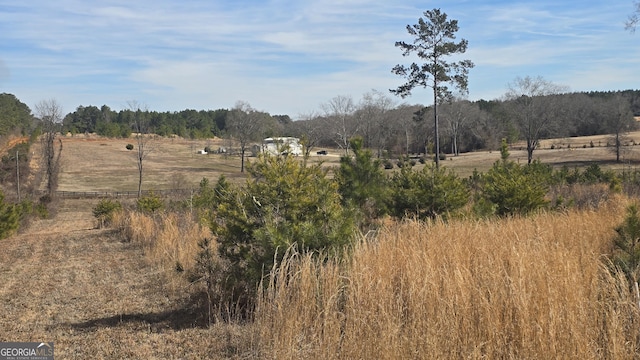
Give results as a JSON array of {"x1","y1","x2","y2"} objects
[{"x1": 38, "y1": 189, "x2": 194, "y2": 199}]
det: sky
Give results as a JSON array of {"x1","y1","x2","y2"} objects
[{"x1": 1, "y1": 0, "x2": 638, "y2": 119}]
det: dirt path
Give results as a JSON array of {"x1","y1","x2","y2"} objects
[{"x1": 0, "y1": 199, "x2": 254, "y2": 359}]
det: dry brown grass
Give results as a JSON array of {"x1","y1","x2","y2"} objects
[
  {"x1": 112, "y1": 210, "x2": 212, "y2": 294},
  {"x1": 8, "y1": 130, "x2": 640, "y2": 358},
  {"x1": 0, "y1": 199, "x2": 257, "y2": 359},
  {"x1": 49, "y1": 132, "x2": 640, "y2": 191},
  {"x1": 53, "y1": 135, "x2": 341, "y2": 192},
  {"x1": 256, "y1": 196, "x2": 640, "y2": 359},
  {"x1": 4, "y1": 193, "x2": 640, "y2": 358},
  {"x1": 52, "y1": 135, "x2": 242, "y2": 192}
]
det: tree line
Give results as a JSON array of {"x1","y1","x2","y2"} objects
[
  {"x1": 288, "y1": 88, "x2": 640, "y2": 162},
  {"x1": 60, "y1": 102, "x2": 292, "y2": 140},
  {"x1": 1, "y1": 89, "x2": 639, "y2": 164}
]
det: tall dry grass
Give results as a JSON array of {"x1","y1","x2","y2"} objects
[
  {"x1": 256, "y1": 196, "x2": 640, "y2": 359},
  {"x1": 112, "y1": 210, "x2": 212, "y2": 292}
]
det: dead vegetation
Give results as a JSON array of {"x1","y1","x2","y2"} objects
[
  {"x1": 51, "y1": 131, "x2": 640, "y2": 191},
  {"x1": 0, "y1": 199, "x2": 258, "y2": 359},
  {"x1": 4, "y1": 133, "x2": 640, "y2": 358},
  {"x1": 256, "y1": 196, "x2": 640, "y2": 358}
]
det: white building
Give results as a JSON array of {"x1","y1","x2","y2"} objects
[{"x1": 262, "y1": 137, "x2": 303, "y2": 156}]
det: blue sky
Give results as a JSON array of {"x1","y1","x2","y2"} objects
[{"x1": 1, "y1": 0, "x2": 638, "y2": 118}]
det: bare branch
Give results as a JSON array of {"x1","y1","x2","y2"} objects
[
  {"x1": 127, "y1": 101, "x2": 153, "y2": 197},
  {"x1": 35, "y1": 99, "x2": 64, "y2": 195},
  {"x1": 626, "y1": 1, "x2": 640, "y2": 33}
]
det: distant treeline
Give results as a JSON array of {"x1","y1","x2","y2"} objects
[
  {"x1": 1, "y1": 90, "x2": 639, "y2": 155},
  {"x1": 61, "y1": 105, "x2": 296, "y2": 140}
]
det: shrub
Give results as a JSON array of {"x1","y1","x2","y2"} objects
[
  {"x1": 335, "y1": 137, "x2": 389, "y2": 224},
  {"x1": 0, "y1": 190, "x2": 19, "y2": 239},
  {"x1": 389, "y1": 164, "x2": 469, "y2": 220},
  {"x1": 478, "y1": 141, "x2": 549, "y2": 216},
  {"x1": 481, "y1": 163, "x2": 548, "y2": 216},
  {"x1": 34, "y1": 202, "x2": 48, "y2": 218},
  {"x1": 92, "y1": 199, "x2": 122, "y2": 228},
  {"x1": 192, "y1": 175, "x2": 233, "y2": 225},
  {"x1": 471, "y1": 196, "x2": 499, "y2": 218},
  {"x1": 561, "y1": 166, "x2": 582, "y2": 185},
  {"x1": 137, "y1": 191, "x2": 164, "y2": 213},
  {"x1": 559, "y1": 163, "x2": 619, "y2": 186},
  {"x1": 190, "y1": 237, "x2": 222, "y2": 326},
  {"x1": 212, "y1": 151, "x2": 357, "y2": 311},
  {"x1": 582, "y1": 164, "x2": 604, "y2": 184},
  {"x1": 610, "y1": 176, "x2": 623, "y2": 193},
  {"x1": 126, "y1": 143, "x2": 134, "y2": 150},
  {"x1": 612, "y1": 203, "x2": 640, "y2": 284}
]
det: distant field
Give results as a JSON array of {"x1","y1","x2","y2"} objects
[
  {"x1": 54, "y1": 136, "x2": 243, "y2": 192},
  {"x1": 49, "y1": 135, "x2": 341, "y2": 192},
  {"x1": 49, "y1": 131, "x2": 640, "y2": 192},
  {"x1": 451, "y1": 131, "x2": 640, "y2": 177}
]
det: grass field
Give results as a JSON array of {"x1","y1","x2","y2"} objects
[
  {"x1": 256, "y1": 197, "x2": 640, "y2": 358},
  {"x1": 3, "y1": 132, "x2": 640, "y2": 358},
  {"x1": 40, "y1": 130, "x2": 640, "y2": 193}
]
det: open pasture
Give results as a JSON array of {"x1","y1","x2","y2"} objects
[{"x1": 53, "y1": 131, "x2": 640, "y2": 192}]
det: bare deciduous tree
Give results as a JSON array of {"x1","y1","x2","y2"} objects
[
  {"x1": 226, "y1": 101, "x2": 265, "y2": 172},
  {"x1": 393, "y1": 104, "x2": 423, "y2": 156},
  {"x1": 35, "y1": 99, "x2": 63, "y2": 196},
  {"x1": 356, "y1": 90, "x2": 396, "y2": 152},
  {"x1": 355, "y1": 90, "x2": 397, "y2": 158},
  {"x1": 440, "y1": 98, "x2": 475, "y2": 156},
  {"x1": 128, "y1": 101, "x2": 153, "y2": 197},
  {"x1": 321, "y1": 95, "x2": 357, "y2": 155},
  {"x1": 468, "y1": 104, "x2": 503, "y2": 151},
  {"x1": 605, "y1": 94, "x2": 637, "y2": 162},
  {"x1": 289, "y1": 111, "x2": 324, "y2": 159},
  {"x1": 504, "y1": 76, "x2": 568, "y2": 164}
]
